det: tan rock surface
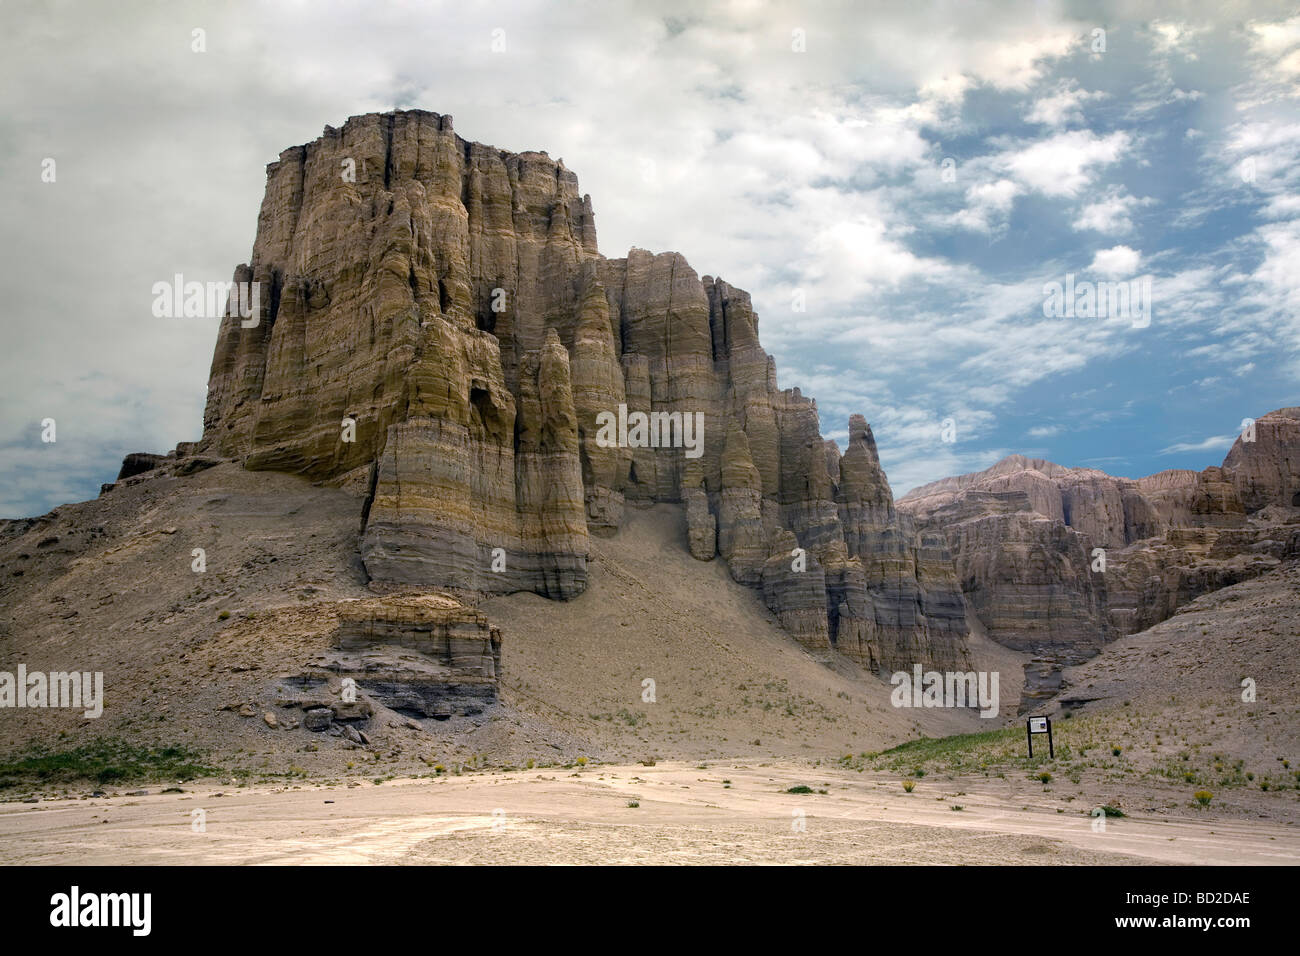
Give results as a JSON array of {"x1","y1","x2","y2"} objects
[{"x1": 898, "y1": 409, "x2": 1300, "y2": 707}]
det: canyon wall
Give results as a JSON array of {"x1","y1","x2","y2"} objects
[{"x1": 898, "y1": 411, "x2": 1300, "y2": 693}]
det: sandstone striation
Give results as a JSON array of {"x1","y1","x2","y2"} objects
[
  {"x1": 282, "y1": 593, "x2": 503, "y2": 726},
  {"x1": 1223, "y1": 407, "x2": 1300, "y2": 512},
  {"x1": 898, "y1": 413, "x2": 1300, "y2": 705},
  {"x1": 192, "y1": 109, "x2": 971, "y2": 674}
]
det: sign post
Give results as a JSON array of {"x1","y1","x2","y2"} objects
[{"x1": 1026, "y1": 716, "x2": 1053, "y2": 758}]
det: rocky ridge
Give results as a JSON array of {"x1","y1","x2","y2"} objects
[{"x1": 897, "y1": 407, "x2": 1300, "y2": 704}]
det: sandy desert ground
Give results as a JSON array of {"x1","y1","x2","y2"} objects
[{"x1": 2, "y1": 760, "x2": 1297, "y2": 866}]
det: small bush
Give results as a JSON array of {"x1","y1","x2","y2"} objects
[
  {"x1": 1194, "y1": 790, "x2": 1213, "y2": 807},
  {"x1": 902, "y1": 780, "x2": 915, "y2": 793},
  {"x1": 627, "y1": 800, "x2": 639, "y2": 808},
  {"x1": 786, "y1": 785, "x2": 814, "y2": 794},
  {"x1": 1038, "y1": 771, "x2": 1052, "y2": 784}
]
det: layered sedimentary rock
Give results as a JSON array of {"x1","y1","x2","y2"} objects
[
  {"x1": 282, "y1": 594, "x2": 503, "y2": 725},
  {"x1": 910, "y1": 490, "x2": 1109, "y2": 658},
  {"x1": 822, "y1": 416, "x2": 970, "y2": 672},
  {"x1": 197, "y1": 109, "x2": 971, "y2": 673},
  {"x1": 899, "y1": 414, "x2": 1300, "y2": 669},
  {"x1": 717, "y1": 423, "x2": 767, "y2": 585},
  {"x1": 762, "y1": 530, "x2": 832, "y2": 656},
  {"x1": 202, "y1": 111, "x2": 595, "y2": 599},
  {"x1": 116, "y1": 453, "x2": 166, "y2": 480},
  {"x1": 1223, "y1": 407, "x2": 1300, "y2": 511}
]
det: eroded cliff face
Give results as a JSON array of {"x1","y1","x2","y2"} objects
[
  {"x1": 198, "y1": 110, "x2": 969, "y2": 674},
  {"x1": 1223, "y1": 407, "x2": 1300, "y2": 512},
  {"x1": 897, "y1": 417, "x2": 1300, "y2": 704}
]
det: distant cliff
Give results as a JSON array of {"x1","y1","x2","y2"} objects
[{"x1": 898, "y1": 408, "x2": 1300, "y2": 694}]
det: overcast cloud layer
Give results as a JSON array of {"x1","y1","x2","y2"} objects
[{"x1": 2, "y1": 0, "x2": 1297, "y2": 518}]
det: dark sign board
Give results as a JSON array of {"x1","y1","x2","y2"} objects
[{"x1": 1026, "y1": 716, "x2": 1053, "y2": 758}]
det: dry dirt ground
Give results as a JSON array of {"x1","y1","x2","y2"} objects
[
  {"x1": 2, "y1": 761, "x2": 1296, "y2": 865},
  {"x1": 1, "y1": 463, "x2": 1297, "y2": 863}
]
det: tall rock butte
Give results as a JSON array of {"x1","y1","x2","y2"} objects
[{"x1": 198, "y1": 110, "x2": 971, "y2": 674}]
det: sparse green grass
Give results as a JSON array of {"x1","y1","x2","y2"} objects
[
  {"x1": 845, "y1": 727, "x2": 1044, "y2": 777},
  {"x1": 0, "y1": 739, "x2": 219, "y2": 787},
  {"x1": 840, "y1": 710, "x2": 1295, "y2": 799}
]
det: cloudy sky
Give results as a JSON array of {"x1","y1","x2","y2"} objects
[{"x1": 2, "y1": 0, "x2": 1297, "y2": 517}]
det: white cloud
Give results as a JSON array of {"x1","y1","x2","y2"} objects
[
  {"x1": 1025, "y1": 82, "x2": 1105, "y2": 127},
  {"x1": 1002, "y1": 130, "x2": 1131, "y2": 198},
  {"x1": 1243, "y1": 15, "x2": 1300, "y2": 101},
  {"x1": 1146, "y1": 21, "x2": 1206, "y2": 58},
  {"x1": 949, "y1": 178, "x2": 1021, "y2": 233},
  {"x1": 1247, "y1": 15, "x2": 1300, "y2": 57},
  {"x1": 1160, "y1": 434, "x2": 1235, "y2": 454},
  {"x1": 1074, "y1": 188, "x2": 1153, "y2": 235},
  {"x1": 1089, "y1": 245, "x2": 1143, "y2": 276},
  {"x1": 970, "y1": 33, "x2": 1078, "y2": 90}
]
